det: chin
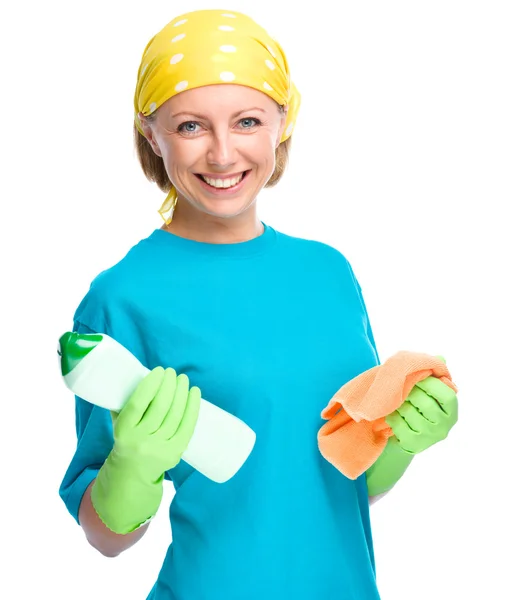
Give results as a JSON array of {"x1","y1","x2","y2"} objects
[
  {"x1": 202, "y1": 206, "x2": 250, "y2": 219},
  {"x1": 198, "y1": 197, "x2": 256, "y2": 219}
]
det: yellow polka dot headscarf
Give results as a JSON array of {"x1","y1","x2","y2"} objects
[{"x1": 133, "y1": 9, "x2": 301, "y2": 224}]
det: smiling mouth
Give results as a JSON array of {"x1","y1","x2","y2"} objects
[{"x1": 195, "y1": 170, "x2": 250, "y2": 190}]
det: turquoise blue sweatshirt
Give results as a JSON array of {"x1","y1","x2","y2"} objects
[{"x1": 59, "y1": 224, "x2": 381, "y2": 599}]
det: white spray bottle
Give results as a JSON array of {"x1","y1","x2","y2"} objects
[{"x1": 58, "y1": 331, "x2": 256, "y2": 483}]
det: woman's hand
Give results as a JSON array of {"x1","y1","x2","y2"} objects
[
  {"x1": 91, "y1": 366, "x2": 201, "y2": 534},
  {"x1": 111, "y1": 366, "x2": 201, "y2": 479},
  {"x1": 386, "y1": 358, "x2": 458, "y2": 454},
  {"x1": 367, "y1": 357, "x2": 458, "y2": 497}
]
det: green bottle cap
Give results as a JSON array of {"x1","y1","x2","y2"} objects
[{"x1": 58, "y1": 332, "x2": 104, "y2": 376}]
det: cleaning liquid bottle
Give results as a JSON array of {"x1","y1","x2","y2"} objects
[{"x1": 58, "y1": 331, "x2": 256, "y2": 483}]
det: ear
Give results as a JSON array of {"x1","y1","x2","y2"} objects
[
  {"x1": 276, "y1": 106, "x2": 289, "y2": 147},
  {"x1": 138, "y1": 112, "x2": 162, "y2": 157}
]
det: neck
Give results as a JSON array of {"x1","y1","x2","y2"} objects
[{"x1": 160, "y1": 204, "x2": 264, "y2": 244}]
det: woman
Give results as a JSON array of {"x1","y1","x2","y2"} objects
[{"x1": 59, "y1": 9, "x2": 458, "y2": 599}]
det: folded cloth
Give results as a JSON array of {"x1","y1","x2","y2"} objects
[{"x1": 317, "y1": 351, "x2": 458, "y2": 479}]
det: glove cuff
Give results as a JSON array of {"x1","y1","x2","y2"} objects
[
  {"x1": 91, "y1": 451, "x2": 164, "y2": 534},
  {"x1": 366, "y1": 436, "x2": 414, "y2": 497}
]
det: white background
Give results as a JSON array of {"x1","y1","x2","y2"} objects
[{"x1": 1, "y1": 1, "x2": 507, "y2": 598}]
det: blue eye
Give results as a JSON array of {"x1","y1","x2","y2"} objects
[
  {"x1": 178, "y1": 121, "x2": 201, "y2": 134},
  {"x1": 239, "y1": 118, "x2": 261, "y2": 128}
]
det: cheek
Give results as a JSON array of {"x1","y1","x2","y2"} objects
[
  {"x1": 161, "y1": 139, "x2": 200, "y2": 176},
  {"x1": 243, "y1": 133, "x2": 277, "y2": 168}
]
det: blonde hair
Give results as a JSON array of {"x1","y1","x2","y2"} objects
[{"x1": 134, "y1": 108, "x2": 292, "y2": 194}]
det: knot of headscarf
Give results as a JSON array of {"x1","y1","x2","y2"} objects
[{"x1": 133, "y1": 9, "x2": 301, "y2": 223}]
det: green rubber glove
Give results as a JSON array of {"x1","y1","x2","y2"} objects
[
  {"x1": 91, "y1": 366, "x2": 201, "y2": 534},
  {"x1": 367, "y1": 356, "x2": 458, "y2": 496}
]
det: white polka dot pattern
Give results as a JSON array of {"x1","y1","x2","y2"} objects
[{"x1": 220, "y1": 71, "x2": 236, "y2": 82}]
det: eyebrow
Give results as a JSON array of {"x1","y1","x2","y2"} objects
[{"x1": 170, "y1": 107, "x2": 267, "y2": 119}]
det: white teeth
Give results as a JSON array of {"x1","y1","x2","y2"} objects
[{"x1": 202, "y1": 173, "x2": 243, "y2": 188}]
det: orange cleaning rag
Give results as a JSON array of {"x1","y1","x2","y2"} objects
[{"x1": 317, "y1": 351, "x2": 458, "y2": 480}]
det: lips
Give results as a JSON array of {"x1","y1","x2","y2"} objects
[
  {"x1": 201, "y1": 172, "x2": 244, "y2": 188},
  {"x1": 194, "y1": 170, "x2": 250, "y2": 193}
]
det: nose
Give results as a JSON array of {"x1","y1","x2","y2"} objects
[{"x1": 206, "y1": 128, "x2": 237, "y2": 169}]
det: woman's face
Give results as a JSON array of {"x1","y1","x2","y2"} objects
[{"x1": 139, "y1": 84, "x2": 287, "y2": 220}]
